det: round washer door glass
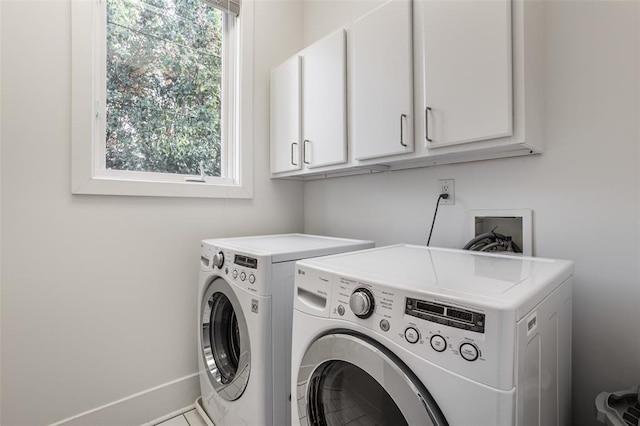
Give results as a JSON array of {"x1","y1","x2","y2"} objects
[
  {"x1": 201, "y1": 278, "x2": 250, "y2": 401},
  {"x1": 310, "y1": 360, "x2": 407, "y2": 425},
  {"x1": 297, "y1": 333, "x2": 448, "y2": 426}
]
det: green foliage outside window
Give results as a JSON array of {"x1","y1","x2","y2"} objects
[{"x1": 106, "y1": 0, "x2": 223, "y2": 177}]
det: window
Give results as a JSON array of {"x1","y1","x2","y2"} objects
[
  {"x1": 106, "y1": 0, "x2": 226, "y2": 178},
  {"x1": 71, "y1": 0, "x2": 253, "y2": 198}
]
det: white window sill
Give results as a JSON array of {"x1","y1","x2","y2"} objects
[{"x1": 71, "y1": 175, "x2": 253, "y2": 198}]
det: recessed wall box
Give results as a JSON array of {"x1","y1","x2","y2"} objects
[{"x1": 469, "y1": 209, "x2": 532, "y2": 256}]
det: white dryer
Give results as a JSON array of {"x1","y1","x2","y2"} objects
[
  {"x1": 197, "y1": 234, "x2": 374, "y2": 426},
  {"x1": 292, "y1": 244, "x2": 573, "y2": 426}
]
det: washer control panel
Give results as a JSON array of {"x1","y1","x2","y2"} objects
[
  {"x1": 295, "y1": 256, "x2": 517, "y2": 390},
  {"x1": 202, "y1": 242, "x2": 268, "y2": 296},
  {"x1": 228, "y1": 254, "x2": 257, "y2": 284},
  {"x1": 324, "y1": 274, "x2": 494, "y2": 380},
  {"x1": 405, "y1": 298, "x2": 485, "y2": 334}
]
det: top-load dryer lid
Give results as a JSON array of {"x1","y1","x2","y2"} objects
[
  {"x1": 205, "y1": 234, "x2": 374, "y2": 263},
  {"x1": 298, "y1": 244, "x2": 573, "y2": 320}
]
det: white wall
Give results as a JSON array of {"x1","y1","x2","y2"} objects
[
  {"x1": 302, "y1": 1, "x2": 640, "y2": 426},
  {"x1": 0, "y1": 0, "x2": 304, "y2": 425}
]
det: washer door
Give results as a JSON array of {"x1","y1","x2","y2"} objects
[
  {"x1": 296, "y1": 332, "x2": 448, "y2": 426},
  {"x1": 201, "y1": 277, "x2": 251, "y2": 401}
]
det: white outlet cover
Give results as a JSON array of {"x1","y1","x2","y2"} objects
[{"x1": 439, "y1": 179, "x2": 454, "y2": 205}]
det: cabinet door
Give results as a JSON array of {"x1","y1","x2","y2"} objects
[
  {"x1": 420, "y1": 0, "x2": 512, "y2": 148},
  {"x1": 352, "y1": 0, "x2": 413, "y2": 161},
  {"x1": 270, "y1": 56, "x2": 301, "y2": 174},
  {"x1": 302, "y1": 30, "x2": 347, "y2": 169}
]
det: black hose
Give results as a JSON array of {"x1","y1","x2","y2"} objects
[{"x1": 462, "y1": 230, "x2": 522, "y2": 253}]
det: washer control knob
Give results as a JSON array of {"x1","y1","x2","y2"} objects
[
  {"x1": 249, "y1": 274, "x2": 255, "y2": 284},
  {"x1": 232, "y1": 270, "x2": 238, "y2": 279},
  {"x1": 460, "y1": 342, "x2": 480, "y2": 362},
  {"x1": 405, "y1": 327, "x2": 420, "y2": 344},
  {"x1": 212, "y1": 251, "x2": 225, "y2": 269},
  {"x1": 430, "y1": 335, "x2": 447, "y2": 352},
  {"x1": 240, "y1": 272, "x2": 246, "y2": 281},
  {"x1": 349, "y1": 288, "x2": 375, "y2": 318}
]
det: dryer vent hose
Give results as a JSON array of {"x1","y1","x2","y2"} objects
[{"x1": 462, "y1": 229, "x2": 522, "y2": 253}]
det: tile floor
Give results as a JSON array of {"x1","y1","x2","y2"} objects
[{"x1": 154, "y1": 408, "x2": 208, "y2": 426}]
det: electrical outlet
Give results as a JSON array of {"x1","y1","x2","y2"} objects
[{"x1": 439, "y1": 179, "x2": 455, "y2": 205}]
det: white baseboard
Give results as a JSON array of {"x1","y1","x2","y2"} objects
[
  {"x1": 140, "y1": 403, "x2": 197, "y2": 426},
  {"x1": 49, "y1": 373, "x2": 200, "y2": 426}
]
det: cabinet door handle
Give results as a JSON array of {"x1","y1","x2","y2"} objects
[
  {"x1": 291, "y1": 142, "x2": 298, "y2": 166},
  {"x1": 400, "y1": 114, "x2": 408, "y2": 147},
  {"x1": 425, "y1": 107, "x2": 433, "y2": 143},
  {"x1": 303, "y1": 139, "x2": 311, "y2": 164}
]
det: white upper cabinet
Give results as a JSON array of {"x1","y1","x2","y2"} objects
[
  {"x1": 417, "y1": 0, "x2": 513, "y2": 148},
  {"x1": 301, "y1": 30, "x2": 347, "y2": 169},
  {"x1": 270, "y1": 56, "x2": 301, "y2": 174},
  {"x1": 270, "y1": 0, "x2": 543, "y2": 179},
  {"x1": 352, "y1": 0, "x2": 414, "y2": 161},
  {"x1": 270, "y1": 30, "x2": 348, "y2": 176}
]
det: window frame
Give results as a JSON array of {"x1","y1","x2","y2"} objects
[{"x1": 71, "y1": 0, "x2": 253, "y2": 198}]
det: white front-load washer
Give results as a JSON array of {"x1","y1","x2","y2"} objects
[
  {"x1": 292, "y1": 244, "x2": 573, "y2": 426},
  {"x1": 197, "y1": 234, "x2": 374, "y2": 426}
]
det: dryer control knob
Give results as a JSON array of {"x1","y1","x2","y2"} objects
[
  {"x1": 349, "y1": 288, "x2": 375, "y2": 319},
  {"x1": 212, "y1": 251, "x2": 225, "y2": 269}
]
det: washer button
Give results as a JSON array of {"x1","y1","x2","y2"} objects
[
  {"x1": 240, "y1": 272, "x2": 246, "y2": 281},
  {"x1": 249, "y1": 274, "x2": 255, "y2": 284},
  {"x1": 460, "y1": 342, "x2": 480, "y2": 361},
  {"x1": 430, "y1": 335, "x2": 447, "y2": 352},
  {"x1": 337, "y1": 305, "x2": 345, "y2": 316},
  {"x1": 232, "y1": 270, "x2": 238, "y2": 279},
  {"x1": 380, "y1": 319, "x2": 390, "y2": 332},
  {"x1": 404, "y1": 327, "x2": 420, "y2": 344}
]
